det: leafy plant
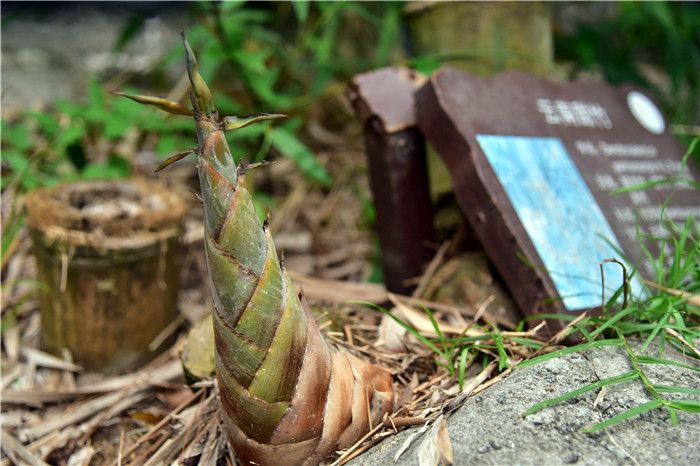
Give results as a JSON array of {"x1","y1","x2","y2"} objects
[
  {"x1": 147, "y1": 1, "x2": 403, "y2": 186},
  {"x1": 1, "y1": 2, "x2": 402, "y2": 198},
  {"x1": 0, "y1": 77, "x2": 151, "y2": 192}
]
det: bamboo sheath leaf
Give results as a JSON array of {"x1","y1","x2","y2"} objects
[
  {"x1": 224, "y1": 113, "x2": 288, "y2": 131},
  {"x1": 155, "y1": 150, "x2": 194, "y2": 172},
  {"x1": 115, "y1": 30, "x2": 394, "y2": 465},
  {"x1": 110, "y1": 92, "x2": 194, "y2": 116}
]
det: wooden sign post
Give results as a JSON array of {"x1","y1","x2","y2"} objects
[{"x1": 416, "y1": 68, "x2": 699, "y2": 330}]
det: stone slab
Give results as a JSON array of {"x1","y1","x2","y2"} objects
[
  {"x1": 415, "y1": 68, "x2": 700, "y2": 328},
  {"x1": 352, "y1": 340, "x2": 700, "y2": 465}
]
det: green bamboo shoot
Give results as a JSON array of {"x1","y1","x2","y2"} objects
[{"x1": 115, "y1": 31, "x2": 394, "y2": 464}]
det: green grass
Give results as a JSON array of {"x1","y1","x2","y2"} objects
[{"x1": 352, "y1": 300, "x2": 522, "y2": 391}]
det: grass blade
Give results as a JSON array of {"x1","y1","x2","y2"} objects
[
  {"x1": 352, "y1": 301, "x2": 445, "y2": 356},
  {"x1": 582, "y1": 399, "x2": 664, "y2": 433},
  {"x1": 517, "y1": 339, "x2": 624, "y2": 369},
  {"x1": 667, "y1": 399, "x2": 700, "y2": 412},
  {"x1": 492, "y1": 327, "x2": 509, "y2": 370},
  {"x1": 652, "y1": 385, "x2": 700, "y2": 396},
  {"x1": 636, "y1": 355, "x2": 700, "y2": 372},
  {"x1": 589, "y1": 306, "x2": 639, "y2": 338},
  {"x1": 458, "y1": 347, "x2": 473, "y2": 391},
  {"x1": 507, "y1": 337, "x2": 545, "y2": 350},
  {"x1": 522, "y1": 371, "x2": 639, "y2": 417}
]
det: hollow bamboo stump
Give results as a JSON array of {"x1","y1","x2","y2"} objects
[{"x1": 25, "y1": 179, "x2": 187, "y2": 373}]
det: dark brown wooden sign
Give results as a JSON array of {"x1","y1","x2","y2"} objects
[{"x1": 415, "y1": 68, "x2": 700, "y2": 327}]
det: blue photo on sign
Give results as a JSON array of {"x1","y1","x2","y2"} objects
[{"x1": 476, "y1": 135, "x2": 635, "y2": 310}]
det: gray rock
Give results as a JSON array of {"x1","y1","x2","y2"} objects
[{"x1": 351, "y1": 340, "x2": 700, "y2": 465}]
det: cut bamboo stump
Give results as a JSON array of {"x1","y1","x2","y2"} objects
[
  {"x1": 404, "y1": 1, "x2": 553, "y2": 78},
  {"x1": 25, "y1": 179, "x2": 187, "y2": 373}
]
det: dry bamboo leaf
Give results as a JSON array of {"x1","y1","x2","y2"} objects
[
  {"x1": 377, "y1": 312, "x2": 409, "y2": 352},
  {"x1": 287, "y1": 271, "x2": 517, "y2": 329},
  {"x1": 1, "y1": 358, "x2": 182, "y2": 404},
  {"x1": 21, "y1": 391, "x2": 129, "y2": 440},
  {"x1": 142, "y1": 435, "x2": 184, "y2": 466},
  {"x1": 641, "y1": 278, "x2": 700, "y2": 306},
  {"x1": 398, "y1": 373, "x2": 420, "y2": 411},
  {"x1": 17, "y1": 359, "x2": 182, "y2": 442},
  {"x1": 38, "y1": 389, "x2": 150, "y2": 442},
  {"x1": 416, "y1": 414, "x2": 453, "y2": 466},
  {"x1": 60, "y1": 349, "x2": 78, "y2": 391},
  {"x1": 532, "y1": 312, "x2": 589, "y2": 357},
  {"x1": 393, "y1": 420, "x2": 432, "y2": 462},
  {"x1": 20, "y1": 347, "x2": 82, "y2": 372},
  {"x1": 120, "y1": 388, "x2": 206, "y2": 462},
  {"x1": 66, "y1": 445, "x2": 95, "y2": 466},
  {"x1": 413, "y1": 241, "x2": 451, "y2": 299},
  {"x1": 21, "y1": 430, "x2": 63, "y2": 462},
  {"x1": 3, "y1": 325, "x2": 21, "y2": 362},
  {"x1": 664, "y1": 328, "x2": 700, "y2": 358},
  {"x1": 288, "y1": 269, "x2": 389, "y2": 304},
  {"x1": 472, "y1": 294, "x2": 495, "y2": 323},
  {"x1": 1, "y1": 365, "x2": 23, "y2": 390},
  {"x1": 388, "y1": 295, "x2": 466, "y2": 337},
  {"x1": 179, "y1": 413, "x2": 217, "y2": 464},
  {"x1": 470, "y1": 361, "x2": 517, "y2": 396},
  {"x1": 0, "y1": 427, "x2": 51, "y2": 466},
  {"x1": 198, "y1": 418, "x2": 226, "y2": 465}
]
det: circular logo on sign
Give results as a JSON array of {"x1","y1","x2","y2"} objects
[{"x1": 627, "y1": 91, "x2": 665, "y2": 135}]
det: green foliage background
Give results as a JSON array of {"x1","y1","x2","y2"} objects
[
  {"x1": 554, "y1": 2, "x2": 700, "y2": 144},
  {"x1": 2, "y1": 1, "x2": 698, "y2": 192}
]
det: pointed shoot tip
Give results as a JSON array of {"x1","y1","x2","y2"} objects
[{"x1": 180, "y1": 32, "x2": 214, "y2": 116}]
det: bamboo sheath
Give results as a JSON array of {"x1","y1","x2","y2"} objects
[{"x1": 117, "y1": 32, "x2": 394, "y2": 464}]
